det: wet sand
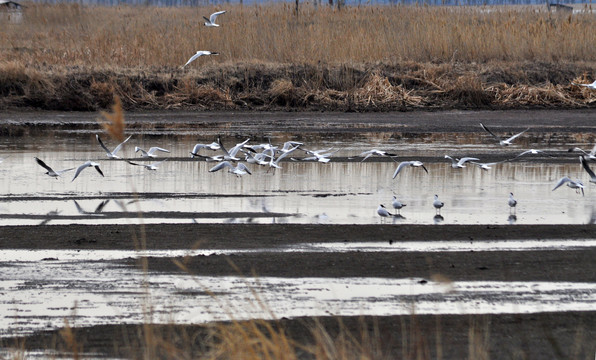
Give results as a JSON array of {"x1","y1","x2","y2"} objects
[{"x1": 1, "y1": 110, "x2": 596, "y2": 358}]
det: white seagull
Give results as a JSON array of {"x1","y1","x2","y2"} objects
[
  {"x1": 552, "y1": 176, "x2": 585, "y2": 196},
  {"x1": 569, "y1": 144, "x2": 596, "y2": 161},
  {"x1": 71, "y1": 161, "x2": 104, "y2": 182},
  {"x1": 392, "y1": 161, "x2": 428, "y2": 179},
  {"x1": 572, "y1": 80, "x2": 596, "y2": 90},
  {"x1": 433, "y1": 194, "x2": 444, "y2": 214},
  {"x1": 580, "y1": 156, "x2": 596, "y2": 184},
  {"x1": 182, "y1": 51, "x2": 219, "y2": 68},
  {"x1": 480, "y1": 123, "x2": 529, "y2": 146},
  {"x1": 508, "y1": 192, "x2": 517, "y2": 214},
  {"x1": 35, "y1": 157, "x2": 75, "y2": 179},
  {"x1": 301, "y1": 148, "x2": 338, "y2": 163},
  {"x1": 97, "y1": 134, "x2": 132, "y2": 159},
  {"x1": 470, "y1": 161, "x2": 500, "y2": 171},
  {"x1": 445, "y1": 155, "x2": 480, "y2": 168},
  {"x1": 191, "y1": 142, "x2": 220, "y2": 156},
  {"x1": 377, "y1": 204, "x2": 394, "y2": 218},
  {"x1": 209, "y1": 161, "x2": 251, "y2": 176},
  {"x1": 359, "y1": 149, "x2": 397, "y2": 162},
  {"x1": 391, "y1": 196, "x2": 407, "y2": 214},
  {"x1": 127, "y1": 159, "x2": 167, "y2": 171},
  {"x1": 268, "y1": 145, "x2": 301, "y2": 170},
  {"x1": 512, "y1": 149, "x2": 555, "y2": 160},
  {"x1": 203, "y1": 10, "x2": 226, "y2": 27},
  {"x1": 135, "y1": 146, "x2": 170, "y2": 158},
  {"x1": 219, "y1": 137, "x2": 251, "y2": 161}
]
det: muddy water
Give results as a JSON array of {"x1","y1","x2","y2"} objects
[{"x1": 0, "y1": 131, "x2": 594, "y2": 225}]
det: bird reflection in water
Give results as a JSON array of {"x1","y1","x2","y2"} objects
[
  {"x1": 508, "y1": 214, "x2": 517, "y2": 224},
  {"x1": 433, "y1": 214, "x2": 444, "y2": 224}
]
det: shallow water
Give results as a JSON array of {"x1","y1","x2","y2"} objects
[
  {"x1": 0, "y1": 248, "x2": 595, "y2": 337},
  {"x1": 0, "y1": 131, "x2": 594, "y2": 225}
]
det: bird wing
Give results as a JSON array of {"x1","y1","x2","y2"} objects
[
  {"x1": 210, "y1": 10, "x2": 226, "y2": 23},
  {"x1": 392, "y1": 161, "x2": 410, "y2": 179},
  {"x1": 589, "y1": 143, "x2": 596, "y2": 157},
  {"x1": 209, "y1": 161, "x2": 233, "y2": 172},
  {"x1": 237, "y1": 163, "x2": 251, "y2": 174},
  {"x1": 183, "y1": 52, "x2": 202, "y2": 68},
  {"x1": 505, "y1": 128, "x2": 529, "y2": 143},
  {"x1": 217, "y1": 137, "x2": 231, "y2": 157},
  {"x1": 96, "y1": 134, "x2": 112, "y2": 156},
  {"x1": 72, "y1": 162, "x2": 91, "y2": 182},
  {"x1": 150, "y1": 160, "x2": 167, "y2": 168},
  {"x1": 148, "y1": 147, "x2": 170, "y2": 155},
  {"x1": 458, "y1": 157, "x2": 480, "y2": 165},
  {"x1": 479, "y1": 123, "x2": 501, "y2": 141},
  {"x1": 552, "y1": 176, "x2": 571, "y2": 191},
  {"x1": 229, "y1": 139, "x2": 251, "y2": 157},
  {"x1": 361, "y1": 153, "x2": 374, "y2": 162},
  {"x1": 420, "y1": 164, "x2": 429, "y2": 173},
  {"x1": 93, "y1": 164, "x2": 104, "y2": 177},
  {"x1": 35, "y1": 157, "x2": 54, "y2": 173},
  {"x1": 112, "y1": 135, "x2": 132, "y2": 155},
  {"x1": 126, "y1": 160, "x2": 143, "y2": 167},
  {"x1": 73, "y1": 200, "x2": 86, "y2": 214},
  {"x1": 580, "y1": 156, "x2": 596, "y2": 180},
  {"x1": 94, "y1": 200, "x2": 109, "y2": 213},
  {"x1": 56, "y1": 167, "x2": 75, "y2": 175},
  {"x1": 203, "y1": 15, "x2": 211, "y2": 23}
]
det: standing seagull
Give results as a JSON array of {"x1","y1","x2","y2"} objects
[
  {"x1": 204, "y1": 10, "x2": 226, "y2": 27},
  {"x1": 391, "y1": 196, "x2": 407, "y2": 214},
  {"x1": 480, "y1": 123, "x2": 529, "y2": 146},
  {"x1": 71, "y1": 161, "x2": 104, "y2": 182},
  {"x1": 392, "y1": 161, "x2": 428, "y2": 179},
  {"x1": 97, "y1": 134, "x2": 132, "y2": 159},
  {"x1": 182, "y1": 51, "x2": 219, "y2": 68},
  {"x1": 433, "y1": 194, "x2": 444, "y2": 214},
  {"x1": 35, "y1": 157, "x2": 75, "y2": 179},
  {"x1": 135, "y1": 146, "x2": 170, "y2": 158},
  {"x1": 377, "y1": 204, "x2": 394, "y2": 218},
  {"x1": 508, "y1": 192, "x2": 517, "y2": 214}
]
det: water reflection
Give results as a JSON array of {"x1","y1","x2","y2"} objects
[
  {"x1": 0, "y1": 133, "x2": 593, "y2": 225},
  {"x1": 508, "y1": 214, "x2": 517, "y2": 224}
]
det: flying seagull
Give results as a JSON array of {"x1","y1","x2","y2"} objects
[
  {"x1": 190, "y1": 142, "x2": 220, "y2": 157},
  {"x1": 444, "y1": 155, "x2": 480, "y2": 168},
  {"x1": 97, "y1": 134, "x2": 132, "y2": 159},
  {"x1": 572, "y1": 80, "x2": 596, "y2": 90},
  {"x1": 580, "y1": 155, "x2": 596, "y2": 184},
  {"x1": 134, "y1": 146, "x2": 170, "y2": 158},
  {"x1": 480, "y1": 123, "x2": 529, "y2": 146},
  {"x1": 359, "y1": 149, "x2": 398, "y2": 162},
  {"x1": 71, "y1": 161, "x2": 104, "y2": 182},
  {"x1": 127, "y1": 159, "x2": 167, "y2": 171},
  {"x1": 204, "y1": 10, "x2": 226, "y2": 27},
  {"x1": 552, "y1": 176, "x2": 585, "y2": 196},
  {"x1": 569, "y1": 144, "x2": 596, "y2": 161},
  {"x1": 209, "y1": 161, "x2": 251, "y2": 176},
  {"x1": 392, "y1": 161, "x2": 428, "y2": 179},
  {"x1": 182, "y1": 51, "x2": 219, "y2": 68},
  {"x1": 35, "y1": 157, "x2": 75, "y2": 179}
]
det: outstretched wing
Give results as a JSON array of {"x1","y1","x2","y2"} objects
[
  {"x1": 552, "y1": 176, "x2": 571, "y2": 191},
  {"x1": 479, "y1": 123, "x2": 501, "y2": 141},
  {"x1": 209, "y1": 161, "x2": 233, "y2": 173},
  {"x1": 96, "y1": 134, "x2": 112, "y2": 156},
  {"x1": 505, "y1": 128, "x2": 529, "y2": 143},
  {"x1": 35, "y1": 157, "x2": 54, "y2": 173},
  {"x1": 210, "y1": 10, "x2": 226, "y2": 23},
  {"x1": 392, "y1": 161, "x2": 410, "y2": 179},
  {"x1": 183, "y1": 53, "x2": 202, "y2": 68},
  {"x1": 93, "y1": 164, "x2": 104, "y2": 177},
  {"x1": 580, "y1": 156, "x2": 596, "y2": 180},
  {"x1": 112, "y1": 135, "x2": 132, "y2": 155},
  {"x1": 148, "y1": 147, "x2": 170, "y2": 155},
  {"x1": 237, "y1": 163, "x2": 251, "y2": 174}
]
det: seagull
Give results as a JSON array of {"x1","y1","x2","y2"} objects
[
  {"x1": 190, "y1": 142, "x2": 221, "y2": 157},
  {"x1": 359, "y1": 149, "x2": 397, "y2": 162},
  {"x1": 480, "y1": 123, "x2": 529, "y2": 146},
  {"x1": 244, "y1": 150, "x2": 272, "y2": 166},
  {"x1": 301, "y1": 148, "x2": 338, "y2": 163},
  {"x1": 552, "y1": 176, "x2": 585, "y2": 196},
  {"x1": 268, "y1": 145, "x2": 301, "y2": 170},
  {"x1": 71, "y1": 161, "x2": 104, "y2": 182},
  {"x1": 579, "y1": 156, "x2": 596, "y2": 184},
  {"x1": 391, "y1": 196, "x2": 406, "y2": 214},
  {"x1": 278, "y1": 141, "x2": 303, "y2": 155},
  {"x1": 392, "y1": 161, "x2": 428, "y2": 179},
  {"x1": 97, "y1": 134, "x2": 132, "y2": 159},
  {"x1": 219, "y1": 137, "x2": 251, "y2": 161},
  {"x1": 470, "y1": 161, "x2": 500, "y2": 171},
  {"x1": 134, "y1": 146, "x2": 170, "y2": 158},
  {"x1": 377, "y1": 204, "x2": 394, "y2": 218},
  {"x1": 572, "y1": 80, "x2": 596, "y2": 90},
  {"x1": 34, "y1": 157, "x2": 75, "y2": 178},
  {"x1": 209, "y1": 161, "x2": 251, "y2": 176},
  {"x1": 569, "y1": 144, "x2": 596, "y2": 161},
  {"x1": 433, "y1": 194, "x2": 444, "y2": 214},
  {"x1": 127, "y1": 159, "x2": 167, "y2": 171},
  {"x1": 445, "y1": 155, "x2": 480, "y2": 168},
  {"x1": 512, "y1": 149, "x2": 555, "y2": 160},
  {"x1": 508, "y1": 192, "x2": 517, "y2": 214},
  {"x1": 203, "y1": 10, "x2": 226, "y2": 27},
  {"x1": 182, "y1": 51, "x2": 219, "y2": 68},
  {"x1": 74, "y1": 199, "x2": 110, "y2": 215}
]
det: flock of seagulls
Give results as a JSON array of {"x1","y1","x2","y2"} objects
[
  {"x1": 19, "y1": 121, "x2": 594, "y2": 223},
  {"x1": 375, "y1": 123, "x2": 595, "y2": 221}
]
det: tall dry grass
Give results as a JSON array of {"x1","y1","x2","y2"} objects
[{"x1": 3, "y1": 3, "x2": 596, "y2": 68}]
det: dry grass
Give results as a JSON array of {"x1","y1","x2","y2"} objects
[{"x1": 1, "y1": 3, "x2": 596, "y2": 110}]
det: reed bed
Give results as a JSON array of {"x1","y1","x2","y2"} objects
[{"x1": 1, "y1": 3, "x2": 596, "y2": 110}]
